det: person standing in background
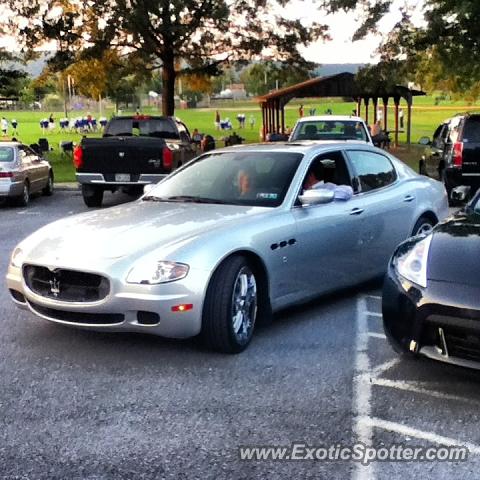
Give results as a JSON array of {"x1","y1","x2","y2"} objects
[
  {"x1": 11, "y1": 119, "x2": 18, "y2": 136},
  {"x1": 1, "y1": 117, "x2": 8, "y2": 136},
  {"x1": 399, "y1": 108, "x2": 404, "y2": 129},
  {"x1": 299, "y1": 104, "x2": 304, "y2": 117},
  {"x1": 215, "y1": 110, "x2": 221, "y2": 130}
]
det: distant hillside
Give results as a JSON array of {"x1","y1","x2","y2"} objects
[{"x1": 314, "y1": 64, "x2": 368, "y2": 77}]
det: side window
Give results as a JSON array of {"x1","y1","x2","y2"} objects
[
  {"x1": 347, "y1": 150, "x2": 397, "y2": 193},
  {"x1": 177, "y1": 122, "x2": 190, "y2": 143},
  {"x1": 301, "y1": 150, "x2": 353, "y2": 191}
]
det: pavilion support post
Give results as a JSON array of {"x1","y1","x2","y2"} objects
[
  {"x1": 261, "y1": 104, "x2": 266, "y2": 141},
  {"x1": 276, "y1": 100, "x2": 280, "y2": 134},
  {"x1": 406, "y1": 94, "x2": 413, "y2": 147},
  {"x1": 364, "y1": 97, "x2": 370, "y2": 125},
  {"x1": 373, "y1": 97, "x2": 378, "y2": 123},
  {"x1": 356, "y1": 98, "x2": 362, "y2": 117},
  {"x1": 394, "y1": 96, "x2": 400, "y2": 148},
  {"x1": 281, "y1": 104, "x2": 285, "y2": 134},
  {"x1": 382, "y1": 97, "x2": 389, "y2": 131}
]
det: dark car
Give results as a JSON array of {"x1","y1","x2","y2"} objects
[
  {"x1": 419, "y1": 113, "x2": 480, "y2": 202},
  {"x1": 383, "y1": 190, "x2": 480, "y2": 369},
  {"x1": 73, "y1": 115, "x2": 196, "y2": 207}
]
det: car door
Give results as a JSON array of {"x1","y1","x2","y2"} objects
[
  {"x1": 345, "y1": 149, "x2": 418, "y2": 278},
  {"x1": 28, "y1": 146, "x2": 49, "y2": 192},
  {"x1": 291, "y1": 150, "x2": 365, "y2": 297},
  {"x1": 176, "y1": 121, "x2": 196, "y2": 163},
  {"x1": 425, "y1": 123, "x2": 448, "y2": 177}
]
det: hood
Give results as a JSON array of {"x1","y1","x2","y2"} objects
[
  {"x1": 428, "y1": 211, "x2": 480, "y2": 287},
  {"x1": 21, "y1": 200, "x2": 268, "y2": 266}
]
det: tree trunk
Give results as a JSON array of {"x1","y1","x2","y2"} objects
[{"x1": 162, "y1": 55, "x2": 176, "y2": 116}]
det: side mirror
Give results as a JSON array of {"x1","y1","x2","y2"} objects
[
  {"x1": 143, "y1": 183, "x2": 156, "y2": 195},
  {"x1": 418, "y1": 136, "x2": 431, "y2": 146},
  {"x1": 299, "y1": 188, "x2": 335, "y2": 206},
  {"x1": 451, "y1": 185, "x2": 471, "y2": 203}
]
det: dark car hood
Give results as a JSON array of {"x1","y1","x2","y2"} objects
[{"x1": 428, "y1": 212, "x2": 480, "y2": 287}]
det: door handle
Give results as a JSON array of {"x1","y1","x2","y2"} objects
[
  {"x1": 403, "y1": 195, "x2": 415, "y2": 203},
  {"x1": 350, "y1": 207, "x2": 364, "y2": 215}
]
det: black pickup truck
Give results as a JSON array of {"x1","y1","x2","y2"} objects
[{"x1": 73, "y1": 115, "x2": 196, "y2": 207}]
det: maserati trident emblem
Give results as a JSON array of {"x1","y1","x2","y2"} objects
[
  {"x1": 119, "y1": 151, "x2": 125, "y2": 158},
  {"x1": 49, "y1": 276, "x2": 61, "y2": 297}
]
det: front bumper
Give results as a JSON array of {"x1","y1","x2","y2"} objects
[
  {"x1": 76, "y1": 173, "x2": 167, "y2": 185},
  {"x1": 0, "y1": 179, "x2": 23, "y2": 197},
  {"x1": 383, "y1": 263, "x2": 480, "y2": 369},
  {"x1": 6, "y1": 262, "x2": 210, "y2": 339}
]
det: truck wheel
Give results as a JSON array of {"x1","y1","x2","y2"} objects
[{"x1": 82, "y1": 184, "x2": 104, "y2": 207}]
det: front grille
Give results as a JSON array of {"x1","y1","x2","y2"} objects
[
  {"x1": 23, "y1": 265, "x2": 110, "y2": 302},
  {"x1": 28, "y1": 300, "x2": 124, "y2": 325},
  {"x1": 444, "y1": 330, "x2": 480, "y2": 363}
]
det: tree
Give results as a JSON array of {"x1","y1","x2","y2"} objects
[
  {"x1": 0, "y1": 50, "x2": 27, "y2": 98},
  {"x1": 240, "y1": 61, "x2": 314, "y2": 96},
  {"x1": 4, "y1": 0, "x2": 328, "y2": 116},
  {"x1": 321, "y1": 0, "x2": 480, "y2": 98}
]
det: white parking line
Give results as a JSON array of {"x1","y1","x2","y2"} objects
[
  {"x1": 368, "y1": 332, "x2": 386, "y2": 339},
  {"x1": 352, "y1": 294, "x2": 480, "y2": 474},
  {"x1": 367, "y1": 295, "x2": 382, "y2": 301},
  {"x1": 359, "y1": 417, "x2": 480, "y2": 455},
  {"x1": 372, "y1": 378, "x2": 480, "y2": 405},
  {"x1": 353, "y1": 296, "x2": 375, "y2": 480},
  {"x1": 367, "y1": 312, "x2": 383, "y2": 318}
]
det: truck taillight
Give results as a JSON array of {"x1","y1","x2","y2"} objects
[
  {"x1": 73, "y1": 145, "x2": 84, "y2": 169},
  {"x1": 0, "y1": 172, "x2": 13, "y2": 178},
  {"x1": 163, "y1": 147, "x2": 173, "y2": 172},
  {"x1": 453, "y1": 141, "x2": 463, "y2": 167}
]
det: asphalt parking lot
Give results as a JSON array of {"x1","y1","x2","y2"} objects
[{"x1": 1, "y1": 190, "x2": 480, "y2": 479}]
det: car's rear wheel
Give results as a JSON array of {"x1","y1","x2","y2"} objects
[
  {"x1": 412, "y1": 215, "x2": 435, "y2": 236},
  {"x1": 42, "y1": 171, "x2": 54, "y2": 196},
  {"x1": 14, "y1": 181, "x2": 30, "y2": 207},
  {"x1": 201, "y1": 256, "x2": 258, "y2": 353},
  {"x1": 82, "y1": 184, "x2": 104, "y2": 207}
]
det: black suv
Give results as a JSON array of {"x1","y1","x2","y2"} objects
[{"x1": 419, "y1": 113, "x2": 480, "y2": 201}]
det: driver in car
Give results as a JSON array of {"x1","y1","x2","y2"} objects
[{"x1": 303, "y1": 161, "x2": 353, "y2": 201}]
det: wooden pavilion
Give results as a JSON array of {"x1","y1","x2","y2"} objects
[{"x1": 257, "y1": 72, "x2": 426, "y2": 147}]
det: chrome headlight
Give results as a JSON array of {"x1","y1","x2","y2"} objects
[
  {"x1": 395, "y1": 235, "x2": 432, "y2": 288},
  {"x1": 127, "y1": 260, "x2": 189, "y2": 285},
  {"x1": 10, "y1": 247, "x2": 24, "y2": 268}
]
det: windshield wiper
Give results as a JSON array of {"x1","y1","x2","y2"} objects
[{"x1": 165, "y1": 195, "x2": 237, "y2": 204}]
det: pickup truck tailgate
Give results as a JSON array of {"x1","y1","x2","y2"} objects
[{"x1": 78, "y1": 137, "x2": 167, "y2": 174}]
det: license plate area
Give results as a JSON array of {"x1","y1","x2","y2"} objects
[{"x1": 115, "y1": 173, "x2": 131, "y2": 182}]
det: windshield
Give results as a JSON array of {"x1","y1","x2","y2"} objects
[
  {"x1": 143, "y1": 151, "x2": 303, "y2": 207},
  {"x1": 104, "y1": 118, "x2": 179, "y2": 139},
  {"x1": 291, "y1": 120, "x2": 368, "y2": 142},
  {"x1": 0, "y1": 147, "x2": 14, "y2": 162}
]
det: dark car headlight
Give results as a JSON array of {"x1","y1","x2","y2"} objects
[
  {"x1": 394, "y1": 235, "x2": 432, "y2": 288},
  {"x1": 126, "y1": 260, "x2": 189, "y2": 285}
]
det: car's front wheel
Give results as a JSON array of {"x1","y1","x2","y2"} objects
[{"x1": 201, "y1": 256, "x2": 258, "y2": 353}]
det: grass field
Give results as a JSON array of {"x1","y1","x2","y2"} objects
[{"x1": 0, "y1": 97, "x2": 475, "y2": 182}]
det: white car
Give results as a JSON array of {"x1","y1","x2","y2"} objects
[{"x1": 289, "y1": 115, "x2": 373, "y2": 145}]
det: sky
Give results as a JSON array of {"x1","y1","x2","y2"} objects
[{"x1": 0, "y1": 0, "x2": 425, "y2": 64}]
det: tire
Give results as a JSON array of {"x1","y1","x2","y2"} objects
[
  {"x1": 82, "y1": 184, "x2": 104, "y2": 207},
  {"x1": 42, "y1": 171, "x2": 54, "y2": 196},
  {"x1": 201, "y1": 256, "x2": 259, "y2": 353},
  {"x1": 419, "y1": 158, "x2": 427, "y2": 175},
  {"x1": 14, "y1": 182, "x2": 30, "y2": 207},
  {"x1": 411, "y1": 215, "x2": 436, "y2": 237}
]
